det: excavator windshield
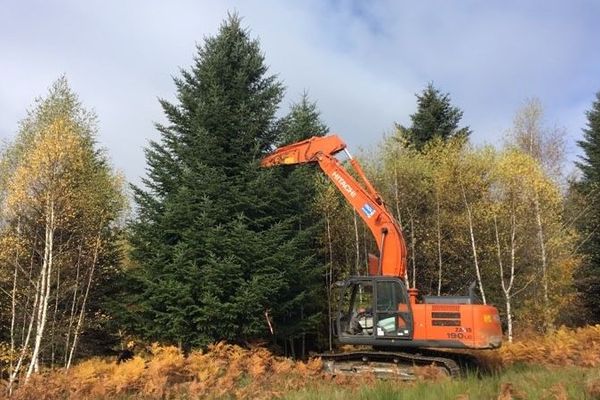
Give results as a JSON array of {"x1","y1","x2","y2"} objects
[{"x1": 337, "y1": 277, "x2": 413, "y2": 341}]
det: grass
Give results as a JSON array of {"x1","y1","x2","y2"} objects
[{"x1": 285, "y1": 365, "x2": 600, "y2": 400}]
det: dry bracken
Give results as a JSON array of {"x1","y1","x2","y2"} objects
[{"x1": 7, "y1": 326, "x2": 600, "y2": 399}]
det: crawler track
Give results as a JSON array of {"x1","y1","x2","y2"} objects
[{"x1": 318, "y1": 351, "x2": 461, "y2": 379}]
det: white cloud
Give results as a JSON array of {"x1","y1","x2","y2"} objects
[{"x1": 1, "y1": 0, "x2": 599, "y2": 184}]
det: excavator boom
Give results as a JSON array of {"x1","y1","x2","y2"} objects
[
  {"x1": 261, "y1": 135, "x2": 346, "y2": 167},
  {"x1": 261, "y1": 135, "x2": 407, "y2": 278}
]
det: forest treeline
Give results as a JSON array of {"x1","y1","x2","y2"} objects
[{"x1": 1, "y1": 14, "x2": 599, "y2": 392}]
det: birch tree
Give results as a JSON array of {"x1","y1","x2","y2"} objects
[
  {"x1": 0, "y1": 78, "x2": 125, "y2": 390},
  {"x1": 5, "y1": 117, "x2": 87, "y2": 379},
  {"x1": 491, "y1": 150, "x2": 541, "y2": 341},
  {"x1": 508, "y1": 99, "x2": 568, "y2": 331},
  {"x1": 379, "y1": 132, "x2": 434, "y2": 289},
  {"x1": 456, "y1": 149, "x2": 495, "y2": 305}
]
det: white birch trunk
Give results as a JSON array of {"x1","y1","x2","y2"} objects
[
  {"x1": 26, "y1": 200, "x2": 55, "y2": 381},
  {"x1": 410, "y1": 216, "x2": 416, "y2": 289},
  {"x1": 393, "y1": 158, "x2": 410, "y2": 288},
  {"x1": 462, "y1": 185, "x2": 486, "y2": 304},
  {"x1": 8, "y1": 272, "x2": 42, "y2": 393},
  {"x1": 21, "y1": 249, "x2": 36, "y2": 344},
  {"x1": 494, "y1": 214, "x2": 516, "y2": 342},
  {"x1": 505, "y1": 297, "x2": 513, "y2": 342},
  {"x1": 50, "y1": 263, "x2": 60, "y2": 369},
  {"x1": 533, "y1": 192, "x2": 551, "y2": 331},
  {"x1": 393, "y1": 163, "x2": 403, "y2": 229},
  {"x1": 9, "y1": 219, "x2": 21, "y2": 385},
  {"x1": 436, "y1": 192, "x2": 443, "y2": 296},
  {"x1": 508, "y1": 214, "x2": 516, "y2": 341},
  {"x1": 9, "y1": 251, "x2": 19, "y2": 395},
  {"x1": 64, "y1": 243, "x2": 82, "y2": 366},
  {"x1": 66, "y1": 235, "x2": 101, "y2": 369}
]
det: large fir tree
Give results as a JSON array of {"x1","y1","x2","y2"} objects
[
  {"x1": 270, "y1": 94, "x2": 328, "y2": 355},
  {"x1": 125, "y1": 16, "x2": 323, "y2": 347},
  {"x1": 399, "y1": 83, "x2": 471, "y2": 150},
  {"x1": 575, "y1": 91, "x2": 600, "y2": 323}
]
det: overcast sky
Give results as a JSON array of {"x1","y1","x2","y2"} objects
[{"x1": 1, "y1": 0, "x2": 599, "y2": 184}]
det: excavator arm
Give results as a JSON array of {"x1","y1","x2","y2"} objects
[{"x1": 261, "y1": 135, "x2": 407, "y2": 279}]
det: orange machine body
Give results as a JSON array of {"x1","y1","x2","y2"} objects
[
  {"x1": 261, "y1": 134, "x2": 502, "y2": 350},
  {"x1": 410, "y1": 303, "x2": 502, "y2": 348}
]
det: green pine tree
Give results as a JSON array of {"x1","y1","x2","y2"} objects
[
  {"x1": 399, "y1": 83, "x2": 471, "y2": 150},
  {"x1": 269, "y1": 94, "x2": 329, "y2": 356},
  {"x1": 121, "y1": 16, "x2": 331, "y2": 350},
  {"x1": 575, "y1": 91, "x2": 600, "y2": 323},
  {"x1": 124, "y1": 14, "x2": 289, "y2": 347}
]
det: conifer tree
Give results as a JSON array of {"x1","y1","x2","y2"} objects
[
  {"x1": 270, "y1": 94, "x2": 328, "y2": 355},
  {"x1": 126, "y1": 15, "x2": 328, "y2": 348},
  {"x1": 575, "y1": 91, "x2": 600, "y2": 322},
  {"x1": 399, "y1": 83, "x2": 471, "y2": 150}
]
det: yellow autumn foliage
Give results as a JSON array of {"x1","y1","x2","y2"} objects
[{"x1": 6, "y1": 118, "x2": 86, "y2": 223}]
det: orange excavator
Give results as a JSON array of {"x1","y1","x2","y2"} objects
[{"x1": 261, "y1": 134, "x2": 502, "y2": 377}]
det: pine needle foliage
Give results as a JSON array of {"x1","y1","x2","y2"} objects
[
  {"x1": 574, "y1": 91, "x2": 600, "y2": 323},
  {"x1": 398, "y1": 83, "x2": 471, "y2": 150},
  {"x1": 121, "y1": 15, "x2": 325, "y2": 350}
]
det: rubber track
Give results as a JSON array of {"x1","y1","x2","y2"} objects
[{"x1": 317, "y1": 351, "x2": 461, "y2": 378}]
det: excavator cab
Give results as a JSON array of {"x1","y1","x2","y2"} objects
[{"x1": 337, "y1": 277, "x2": 413, "y2": 345}]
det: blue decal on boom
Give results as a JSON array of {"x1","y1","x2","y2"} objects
[{"x1": 362, "y1": 203, "x2": 376, "y2": 218}]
